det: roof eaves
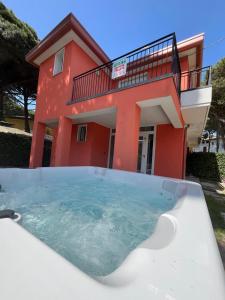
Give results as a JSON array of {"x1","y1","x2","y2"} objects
[{"x1": 26, "y1": 13, "x2": 109, "y2": 66}]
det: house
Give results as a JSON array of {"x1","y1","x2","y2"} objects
[
  {"x1": 26, "y1": 13, "x2": 212, "y2": 179},
  {"x1": 4, "y1": 115, "x2": 34, "y2": 132},
  {"x1": 194, "y1": 136, "x2": 225, "y2": 153}
]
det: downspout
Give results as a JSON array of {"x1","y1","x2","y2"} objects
[{"x1": 182, "y1": 125, "x2": 188, "y2": 179}]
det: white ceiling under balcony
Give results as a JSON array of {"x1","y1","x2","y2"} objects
[
  {"x1": 69, "y1": 107, "x2": 116, "y2": 128},
  {"x1": 181, "y1": 87, "x2": 212, "y2": 147},
  {"x1": 67, "y1": 105, "x2": 171, "y2": 128},
  {"x1": 141, "y1": 105, "x2": 170, "y2": 125}
]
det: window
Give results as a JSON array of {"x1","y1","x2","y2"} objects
[
  {"x1": 140, "y1": 126, "x2": 154, "y2": 132},
  {"x1": 118, "y1": 72, "x2": 148, "y2": 88},
  {"x1": 77, "y1": 125, "x2": 87, "y2": 142},
  {"x1": 53, "y1": 48, "x2": 64, "y2": 75},
  {"x1": 112, "y1": 126, "x2": 154, "y2": 134}
]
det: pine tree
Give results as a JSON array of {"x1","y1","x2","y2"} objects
[{"x1": 0, "y1": 2, "x2": 38, "y2": 132}]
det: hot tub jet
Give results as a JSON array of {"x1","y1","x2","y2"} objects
[{"x1": 0, "y1": 209, "x2": 21, "y2": 222}]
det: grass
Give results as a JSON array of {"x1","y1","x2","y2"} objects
[
  {"x1": 205, "y1": 194, "x2": 225, "y2": 267},
  {"x1": 205, "y1": 195, "x2": 225, "y2": 241}
]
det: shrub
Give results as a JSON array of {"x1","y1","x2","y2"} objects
[
  {"x1": 186, "y1": 152, "x2": 225, "y2": 181},
  {"x1": 0, "y1": 132, "x2": 51, "y2": 168}
]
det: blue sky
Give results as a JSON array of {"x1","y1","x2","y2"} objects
[{"x1": 3, "y1": 0, "x2": 225, "y2": 66}]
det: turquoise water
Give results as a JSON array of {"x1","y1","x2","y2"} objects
[{"x1": 0, "y1": 176, "x2": 176, "y2": 276}]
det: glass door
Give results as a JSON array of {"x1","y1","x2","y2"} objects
[
  {"x1": 137, "y1": 136, "x2": 144, "y2": 172},
  {"x1": 137, "y1": 132, "x2": 154, "y2": 174},
  {"x1": 108, "y1": 128, "x2": 154, "y2": 174},
  {"x1": 146, "y1": 133, "x2": 154, "y2": 174}
]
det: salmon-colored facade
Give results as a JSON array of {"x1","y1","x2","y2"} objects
[{"x1": 26, "y1": 13, "x2": 210, "y2": 179}]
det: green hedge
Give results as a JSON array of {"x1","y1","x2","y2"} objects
[
  {"x1": 0, "y1": 132, "x2": 51, "y2": 168},
  {"x1": 186, "y1": 152, "x2": 225, "y2": 181}
]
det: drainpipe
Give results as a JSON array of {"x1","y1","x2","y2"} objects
[{"x1": 182, "y1": 124, "x2": 189, "y2": 179}]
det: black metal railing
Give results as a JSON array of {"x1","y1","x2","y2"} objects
[
  {"x1": 71, "y1": 33, "x2": 181, "y2": 103},
  {"x1": 181, "y1": 66, "x2": 211, "y2": 91}
]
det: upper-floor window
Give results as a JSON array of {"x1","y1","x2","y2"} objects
[
  {"x1": 53, "y1": 48, "x2": 65, "y2": 76},
  {"x1": 118, "y1": 72, "x2": 148, "y2": 89}
]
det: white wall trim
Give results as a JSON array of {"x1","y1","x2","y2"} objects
[
  {"x1": 53, "y1": 48, "x2": 65, "y2": 76},
  {"x1": 137, "y1": 96, "x2": 183, "y2": 129},
  {"x1": 107, "y1": 128, "x2": 112, "y2": 168},
  {"x1": 152, "y1": 125, "x2": 157, "y2": 175}
]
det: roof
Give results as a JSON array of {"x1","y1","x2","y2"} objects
[
  {"x1": 177, "y1": 33, "x2": 204, "y2": 69},
  {"x1": 177, "y1": 33, "x2": 204, "y2": 48},
  {"x1": 26, "y1": 12, "x2": 204, "y2": 71},
  {"x1": 0, "y1": 125, "x2": 32, "y2": 136},
  {"x1": 26, "y1": 13, "x2": 110, "y2": 67},
  {"x1": 0, "y1": 126, "x2": 52, "y2": 141},
  {"x1": 6, "y1": 115, "x2": 34, "y2": 120}
]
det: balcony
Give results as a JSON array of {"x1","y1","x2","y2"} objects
[
  {"x1": 70, "y1": 33, "x2": 181, "y2": 103},
  {"x1": 180, "y1": 66, "x2": 212, "y2": 147},
  {"x1": 181, "y1": 66, "x2": 212, "y2": 92},
  {"x1": 180, "y1": 66, "x2": 212, "y2": 107}
]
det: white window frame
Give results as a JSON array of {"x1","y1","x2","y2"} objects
[
  {"x1": 77, "y1": 125, "x2": 87, "y2": 142},
  {"x1": 53, "y1": 48, "x2": 65, "y2": 76},
  {"x1": 107, "y1": 125, "x2": 156, "y2": 174}
]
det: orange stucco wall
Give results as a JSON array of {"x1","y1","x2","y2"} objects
[
  {"x1": 34, "y1": 41, "x2": 99, "y2": 124},
  {"x1": 30, "y1": 37, "x2": 187, "y2": 177},
  {"x1": 113, "y1": 104, "x2": 140, "y2": 171},
  {"x1": 69, "y1": 122, "x2": 110, "y2": 167},
  {"x1": 50, "y1": 128, "x2": 58, "y2": 166},
  {"x1": 180, "y1": 56, "x2": 190, "y2": 90},
  {"x1": 33, "y1": 38, "x2": 183, "y2": 124},
  {"x1": 30, "y1": 121, "x2": 46, "y2": 168},
  {"x1": 54, "y1": 116, "x2": 73, "y2": 166},
  {"x1": 154, "y1": 124, "x2": 185, "y2": 179}
]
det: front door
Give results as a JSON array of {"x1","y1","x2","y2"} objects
[
  {"x1": 137, "y1": 132, "x2": 154, "y2": 174},
  {"x1": 108, "y1": 128, "x2": 154, "y2": 174}
]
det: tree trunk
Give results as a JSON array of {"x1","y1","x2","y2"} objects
[
  {"x1": 0, "y1": 90, "x2": 4, "y2": 121},
  {"x1": 220, "y1": 124, "x2": 225, "y2": 151},
  {"x1": 216, "y1": 118, "x2": 223, "y2": 153},
  {"x1": 23, "y1": 91, "x2": 30, "y2": 133},
  {"x1": 216, "y1": 127, "x2": 220, "y2": 152}
]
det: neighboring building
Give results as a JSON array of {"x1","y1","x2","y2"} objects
[
  {"x1": 193, "y1": 137, "x2": 225, "y2": 153},
  {"x1": 3, "y1": 115, "x2": 53, "y2": 136},
  {"x1": 26, "y1": 13, "x2": 212, "y2": 179},
  {"x1": 4, "y1": 115, "x2": 34, "y2": 132}
]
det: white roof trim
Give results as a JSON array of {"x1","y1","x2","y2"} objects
[
  {"x1": 177, "y1": 33, "x2": 204, "y2": 46},
  {"x1": 34, "y1": 30, "x2": 103, "y2": 66}
]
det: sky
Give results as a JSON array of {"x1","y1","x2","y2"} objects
[{"x1": 2, "y1": 0, "x2": 225, "y2": 66}]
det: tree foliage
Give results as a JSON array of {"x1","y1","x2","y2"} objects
[
  {"x1": 206, "y1": 58, "x2": 225, "y2": 151},
  {"x1": 0, "y1": 132, "x2": 51, "y2": 167},
  {"x1": 0, "y1": 2, "x2": 38, "y2": 85},
  {"x1": 210, "y1": 58, "x2": 225, "y2": 119},
  {"x1": 3, "y1": 96, "x2": 24, "y2": 116},
  {"x1": 0, "y1": 2, "x2": 39, "y2": 131},
  {"x1": 187, "y1": 152, "x2": 225, "y2": 181}
]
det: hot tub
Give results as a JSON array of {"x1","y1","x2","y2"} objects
[{"x1": 0, "y1": 167, "x2": 224, "y2": 299}]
